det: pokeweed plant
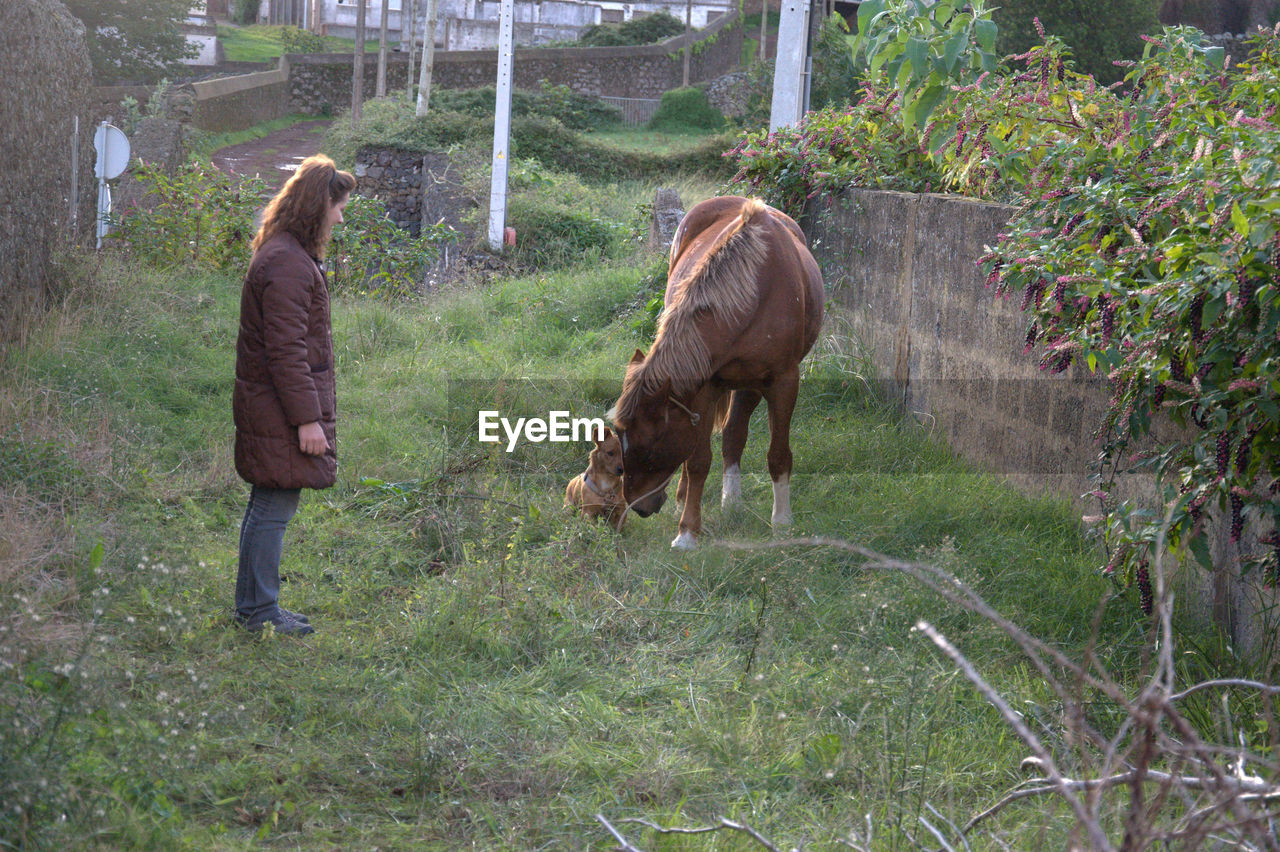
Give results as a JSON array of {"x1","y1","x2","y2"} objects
[
  {"x1": 985, "y1": 27, "x2": 1280, "y2": 593},
  {"x1": 852, "y1": 0, "x2": 999, "y2": 130},
  {"x1": 110, "y1": 162, "x2": 268, "y2": 270},
  {"x1": 329, "y1": 194, "x2": 458, "y2": 298},
  {"x1": 730, "y1": 0, "x2": 1280, "y2": 607}
]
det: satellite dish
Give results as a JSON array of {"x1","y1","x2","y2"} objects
[{"x1": 94, "y1": 123, "x2": 130, "y2": 180}]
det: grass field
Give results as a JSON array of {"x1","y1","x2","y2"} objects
[
  {"x1": 217, "y1": 24, "x2": 392, "y2": 63},
  {"x1": 0, "y1": 133, "x2": 1245, "y2": 849}
]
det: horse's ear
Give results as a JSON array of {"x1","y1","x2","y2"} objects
[{"x1": 630, "y1": 349, "x2": 646, "y2": 365}]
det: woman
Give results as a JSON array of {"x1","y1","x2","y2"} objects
[{"x1": 232, "y1": 154, "x2": 355, "y2": 635}]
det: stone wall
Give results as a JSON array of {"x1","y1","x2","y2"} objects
[
  {"x1": 806, "y1": 187, "x2": 1278, "y2": 656},
  {"x1": 0, "y1": 0, "x2": 95, "y2": 341},
  {"x1": 289, "y1": 9, "x2": 742, "y2": 111},
  {"x1": 354, "y1": 147, "x2": 433, "y2": 234},
  {"x1": 353, "y1": 146, "x2": 476, "y2": 282}
]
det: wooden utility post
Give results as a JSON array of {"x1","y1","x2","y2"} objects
[
  {"x1": 377, "y1": 0, "x2": 389, "y2": 97},
  {"x1": 682, "y1": 0, "x2": 692, "y2": 87},
  {"x1": 405, "y1": 0, "x2": 417, "y2": 104},
  {"x1": 488, "y1": 0, "x2": 515, "y2": 250},
  {"x1": 760, "y1": 0, "x2": 767, "y2": 62},
  {"x1": 416, "y1": 0, "x2": 439, "y2": 116},
  {"x1": 352, "y1": 0, "x2": 367, "y2": 126}
]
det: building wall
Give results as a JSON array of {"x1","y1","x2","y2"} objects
[{"x1": 445, "y1": 18, "x2": 585, "y2": 49}]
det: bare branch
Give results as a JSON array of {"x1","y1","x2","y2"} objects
[
  {"x1": 1170, "y1": 680, "x2": 1280, "y2": 702},
  {"x1": 596, "y1": 814, "x2": 644, "y2": 852},
  {"x1": 964, "y1": 769, "x2": 1280, "y2": 833},
  {"x1": 916, "y1": 620, "x2": 1112, "y2": 851},
  {"x1": 615, "y1": 816, "x2": 787, "y2": 851}
]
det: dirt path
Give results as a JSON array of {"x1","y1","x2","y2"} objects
[{"x1": 210, "y1": 119, "x2": 332, "y2": 192}]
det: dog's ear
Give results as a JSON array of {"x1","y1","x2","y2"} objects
[
  {"x1": 630, "y1": 348, "x2": 646, "y2": 365},
  {"x1": 598, "y1": 426, "x2": 614, "y2": 445}
]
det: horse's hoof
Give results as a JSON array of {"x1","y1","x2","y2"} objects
[
  {"x1": 771, "y1": 513, "x2": 793, "y2": 529},
  {"x1": 671, "y1": 530, "x2": 698, "y2": 550}
]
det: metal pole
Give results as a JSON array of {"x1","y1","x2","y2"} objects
[
  {"x1": 488, "y1": 0, "x2": 515, "y2": 250},
  {"x1": 96, "y1": 121, "x2": 109, "y2": 250},
  {"x1": 70, "y1": 115, "x2": 79, "y2": 236}
]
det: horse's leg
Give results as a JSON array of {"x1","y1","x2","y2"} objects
[
  {"x1": 676, "y1": 460, "x2": 689, "y2": 512},
  {"x1": 721, "y1": 389, "x2": 762, "y2": 508},
  {"x1": 763, "y1": 369, "x2": 800, "y2": 528},
  {"x1": 672, "y1": 429, "x2": 713, "y2": 550}
]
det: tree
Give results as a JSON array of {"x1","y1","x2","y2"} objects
[
  {"x1": 993, "y1": 0, "x2": 1159, "y2": 84},
  {"x1": 64, "y1": 0, "x2": 196, "y2": 84}
]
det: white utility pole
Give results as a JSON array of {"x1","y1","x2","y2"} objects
[
  {"x1": 416, "y1": 0, "x2": 440, "y2": 116},
  {"x1": 769, "y1": 0, "x2": 810, "y2": 131},
  {"x1": 377, "y1": 0, "x2": 390, "y2": 97},
  {"x1": 488, "y1": 0, "x2": 515, "y2": 250}
]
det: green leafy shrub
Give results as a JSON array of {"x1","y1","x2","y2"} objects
[
  {"x1": 233, "y1": 0, "x2": 261, "y2": 25},
  {"x1": 646, "y1": 87, "x2": 725, "y2": 132},
  {"x1": 809, "y1": 14, "x2": 860, "y2": 111},
  {"x1": 279, "y1": 25, "x2": 326, "y2": 54},
  {"x1": 579, "y1": 11, "x2": 685, "y2": 46},
  {"x1": 731, "y1": 0, "x2": 1280, "y2": 606},
  {"x1": 322, "y1": 98, "x2": 488, "y2": 165},
  {"x1": 431, "y1": 83, "x2": 623, "y2": 132},
  {"x1": 326, "y1": 96, "x2": 733, "y2": 186},
  {"x1": 993, "y1": 0, "x2": 1159, "y2": 84},
  {"x1": 110, "y1": 162, "x2": 268, "y2": 270},
  {"x1": 330, "y1": 195, "x2": 458, "y2": 298}
]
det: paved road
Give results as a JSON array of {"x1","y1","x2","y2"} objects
[{"x1": 210, "y1": 119, "x2": 332, "y2": 192}]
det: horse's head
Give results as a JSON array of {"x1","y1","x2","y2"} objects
[{"x1": 609, "y1": 351, "x2": 699, "y2": 518}]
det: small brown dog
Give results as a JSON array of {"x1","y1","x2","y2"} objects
[{"x1": 564, "y1": 427, "x2": 627, "y2": 530}]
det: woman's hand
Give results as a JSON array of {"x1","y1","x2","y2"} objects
[{"x1": 298, "y1": 421, "x2": 328, "y2": 455}]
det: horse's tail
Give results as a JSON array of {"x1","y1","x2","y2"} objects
[{"x1": 712, "y1": 391, "x2": 733, "y2": 434}]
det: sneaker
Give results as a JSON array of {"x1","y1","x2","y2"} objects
[
  {"x1": 240, "y1": 611, "x2": 315, "y2": 636},
  {"x1": 279, "y1": 608, "x2": 310, "y2": 624}
]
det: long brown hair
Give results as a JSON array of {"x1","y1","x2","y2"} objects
[{"x1": 252, "y1": 154, "x2": 356, "y2": 259}]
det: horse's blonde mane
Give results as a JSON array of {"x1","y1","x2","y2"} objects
[{"x1": 614, "y1": 199, "x2": 770, "y2": 426}]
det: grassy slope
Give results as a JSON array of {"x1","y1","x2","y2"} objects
[
  {"x1": 218, "y1": 24, "x2": 391, "y2": 63},
  {"x1": 2, "y1": 148, "x2": 1180, "y2": 848}
]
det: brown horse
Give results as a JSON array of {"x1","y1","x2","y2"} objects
[{"x1": 609, "y1": 196, "x2": 824, "y2": 549}]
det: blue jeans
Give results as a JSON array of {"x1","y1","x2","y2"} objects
[{"x1": 236, "y1": 485, "x2": 301, "y2": 624}]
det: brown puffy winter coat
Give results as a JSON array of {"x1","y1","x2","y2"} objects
[{"x1": 233, "y1": 232, "x2": 337, "y2": 490}]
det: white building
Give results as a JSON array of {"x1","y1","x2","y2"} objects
[{"x1": 254, "y1": 0, "x2": 734, "y2": 48}]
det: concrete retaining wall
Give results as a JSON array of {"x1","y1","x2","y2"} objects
[
  {"x1": 191, "y1": 63, "x2": 292, "y2": 132},
  {"x1": 807, "y1": 187, "x2": 1280, "y2": 657}
]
